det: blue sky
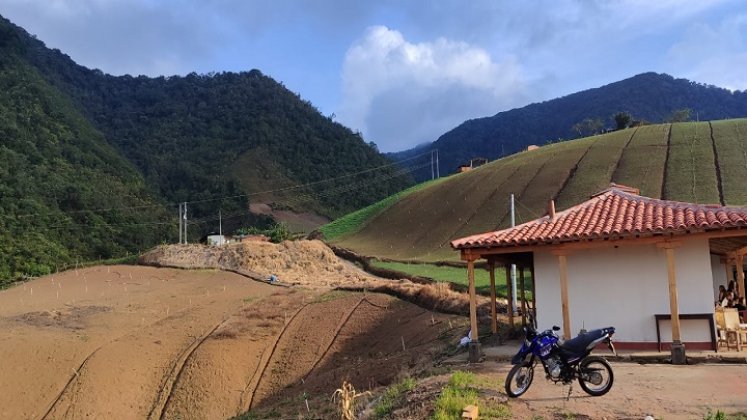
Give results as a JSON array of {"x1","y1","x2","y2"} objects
[{"x1": 2, "y1": 0, "x2": 747, "y2": 152}]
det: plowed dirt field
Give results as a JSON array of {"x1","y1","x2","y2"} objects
[{"x1": 0, "y1": 264, "x2": 463, "y2": 419}]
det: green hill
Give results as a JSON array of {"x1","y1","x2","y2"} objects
[
  {"x1": 326, "y1": 119, "x2": 747, "y2": 262},
  {"x1": 0, "y1": 14, "x2": 413, "y2": 284},
  {"x1": 0, "y1": 25, "x2": 170, "y2": 282},
  {"x1": 2, "y1": 14, "x2": 411, "y2": 225}
]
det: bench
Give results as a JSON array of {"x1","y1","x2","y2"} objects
[{"x1": 654, "y1": 313, "x2": 717, "y2": 352}]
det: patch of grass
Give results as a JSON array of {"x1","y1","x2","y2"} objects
[
  {"x1": 711, "y1": 118, "x2": 747, "y2": 205},
  {"x1": 321, "y1": 177, "x2": 449, "y2": 241},
  {"x1": 373, "y1": 377, "x2": 417, "y2": 418},
  {"x1": 370, "y1": 261, "x2": 533, "y2": 299},
  {"x1": 433, "y1": 371, "x2": 478, "y2": 420},
  {"x1": 612, "y1": 123, "x2": 669, "y2": 198},
  {"x1": 312, "y1": 290, "x2": 350, "y2": 303},
  {"x1": 704, "y1": 408, "x2": 747, "y2": 420},
  {"x1": 555, "y1": 129, "x2": 632, "y2": 210},
  {"x1": 665, "y1": 122, "x2": 720, "y2": 204},
  {"x1": 431, "y1": 371, "x2": 512, "y2": 419}
]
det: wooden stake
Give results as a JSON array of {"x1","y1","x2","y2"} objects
[
  {"x1": 489, "y1": 260, "x2": 497, "y2": 334},
  {"x1": 467, "y1": 259, "x2": 479, "y2": 343}
]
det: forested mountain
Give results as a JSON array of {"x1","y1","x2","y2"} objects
[
  {"x1": 0, "y1": 15, "x2": 412, "y2": 283},
  {"x1": 0, "y1": 21, "x2": 170, "y2": 281},
  {"x1": 393, "y1": 73, "x2": 747, "y2": 180}
]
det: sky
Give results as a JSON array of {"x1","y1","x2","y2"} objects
[{"x1": 2, "y1": 0, "x2": 747, "y2": 152}]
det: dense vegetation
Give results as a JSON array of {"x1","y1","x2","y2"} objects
[
  {"x1": 392, "y1": 73, "x2": 747, "y2": 180},
  {"x1": 0, "y1": 41, "x2": 170, "y2": 282},
  {"x1": 331, "y1": 119, "x2": 747, "y2": 262},
  {"x1": 0, "y1": 14, "x2": 412, "y2": 283}
]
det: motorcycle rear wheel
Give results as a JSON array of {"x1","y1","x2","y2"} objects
[
  {"x1": 577, "y1": 356, "x2": 613, "y2": 396},
  {"x1": 505, "y1": 362, "x2": 534, "y2": 398}
]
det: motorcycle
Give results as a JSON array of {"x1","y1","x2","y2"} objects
[{"x1": 505, "y1": 313, "x2": 616, "y2": 398}]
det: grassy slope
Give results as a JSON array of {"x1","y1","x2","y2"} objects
[{"x1": 329, "y1": 119, "x2": 747, "y2": 262}]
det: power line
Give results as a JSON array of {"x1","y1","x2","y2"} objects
[{"x1": 0, "y1": 151, "x2": 431, "y2": 223}]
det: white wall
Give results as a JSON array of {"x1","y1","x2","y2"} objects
[
  {"x1": 711, "y1": 254, "x2": 728, "y2": 304},
  {"x1": 534, "y1": 238, "x2": 714, "y2": 344}
]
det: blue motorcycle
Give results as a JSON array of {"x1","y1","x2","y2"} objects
[{"x1": 505, "y1": 314, "x2": 617, "y2": 398}]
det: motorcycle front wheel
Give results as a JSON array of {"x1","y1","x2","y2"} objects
[
  {"x1": 505, "y1": 362, "x2": 534, "y2": 398},
  {"x1": 577, "y1": 356, "x2": 613, "y2": 396}
]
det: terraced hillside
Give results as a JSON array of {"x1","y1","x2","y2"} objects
[{"x1": 327, "y1": 119, "x2": 747, "y2": 261}]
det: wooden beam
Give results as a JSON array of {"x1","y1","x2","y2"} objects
[
  {"x1": 665, "y1": 247, "x2": 682, "y2": 343},
  {"x1": 519, "y1": 266, "x2": 526, "y2": 327},
  {"x1": 505, "y1": 263, "x2": 514, "y2": 328},
  {"x1": 467, "y1": 259, "x2": 479, "y2": 343},
  {"x1": 738, "y1": 254, "x2": 745, "y2": 301},
  {"x1": 489, "y1": 261, "x2": 497, "y2": 334},
  {"x1": 530, "y1": 264, "x2": 537, "y2": 321},
  {"x1": 557, "y1": 253, "x2": 571, "y2": 340}
]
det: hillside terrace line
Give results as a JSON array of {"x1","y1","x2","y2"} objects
[{"x1": 451, "y1": 184, "x2": 747, "y2": 364}]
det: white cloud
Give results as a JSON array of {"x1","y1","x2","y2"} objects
[
  {"x1": 338, "y1": 26, "x2": 527, "y2": 152},
  {"x1": 666, "y1": 14, "x2": 747, "y2": 91}
]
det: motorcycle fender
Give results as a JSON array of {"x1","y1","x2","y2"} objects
[{"x1": 511, "y1": 343, "x2": 532, "y2": 365}]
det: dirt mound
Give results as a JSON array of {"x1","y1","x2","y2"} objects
[{"x1": 140, "y1": 240, "x2": 373, "y2": 289}]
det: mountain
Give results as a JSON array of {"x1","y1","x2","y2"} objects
[
  {"x1": 393, "y1": 73, "x2": 747, "y2": 179},
  {"x1": 0, "y1": 15, "x2": 412, "y2": 284},
  {"x1": 0, "y1": 20, "x2": 170, "y2": 281},
  {"x1": 325, "y1": 119, "x2": 747, "y2": 262},
  {"x1": 5, "y1": 14, "x2": 411, "y2": 220}
]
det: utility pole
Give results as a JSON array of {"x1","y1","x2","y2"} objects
[
  {"x1": 436, "y1": 149, "x2": 440, "y2": 178},
  {"x1": 431, "y1": 150, "x2": 435, "y2": 180},
  {"x1": 510, "y1": 194, "x2": 517, "y2": 312},
  {"x1": 178, "y1": 203, "x2": 183, "y2": 244},
  {"x1": 219, "y1": 209, "x2": 222, "y2": 244},
  {"x1": 182, "y1": 202, "x2": 188, "y2": 244}
]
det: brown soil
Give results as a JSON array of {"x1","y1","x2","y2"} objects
[
  {"x1": 0, "y1": 262, "x2": 467, "y2": 419},
  {"x1": 249, "y1": 202, "x2": 329, "y2": 233}
]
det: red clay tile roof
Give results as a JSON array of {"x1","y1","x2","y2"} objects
[{"x1": 451, "y1": 186, "x2": 747, "y2": 250}]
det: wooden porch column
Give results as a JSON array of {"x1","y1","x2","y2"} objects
[
  {"x1": 737, "y1": 254, "x2": 745, "y2": 301},
  {"x1": 466, "y1": 254, "x2": 481, "y2": 362},
  {"x1": 505, "y1": 263, "x2": 514, "y2": 328},
  {"x1": 530, "y1": 265, "x2": 537, "y2": 321},
  {"x1": 489, "y1": 260, "x2": 497, "y2": 334},
  {"x1": 555, "y1": 251, "x2": 572, "y2": 340},
  {"x1": 659, "y1": 242, "x2": 686, "y2": 364},
  {"x1": 519, "y1": 266, "x2": 527, "y2": 327}
]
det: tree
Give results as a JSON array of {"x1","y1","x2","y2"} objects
[
  {"x1": 668, "y1": 108, "x2": 692, "y2": 123},
  {"x1": 572, "y1": 117, "x2": 604, "y2": 138},
  {"x1": 613, "y1": 112, "x2": 631, "y2": 130}
]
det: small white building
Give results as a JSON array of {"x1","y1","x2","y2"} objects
[
  {"x1": 451, "y1": 184, "x2": 747, "y2": 363},
  {"x1": 206, "y1": 234, "x2": 229, "y2": 246}
]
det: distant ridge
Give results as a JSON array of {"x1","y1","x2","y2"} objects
[{"x1": 393, "y1": 72, "x2": 747, "y2": 180}]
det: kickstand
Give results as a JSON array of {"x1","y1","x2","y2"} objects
[{"x1": 566, "y1": 382, "x2": 573, "y2": 401}]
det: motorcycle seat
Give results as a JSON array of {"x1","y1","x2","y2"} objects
[{"x1": 560, "y1": 328, "x2": 612, "y2": 359}]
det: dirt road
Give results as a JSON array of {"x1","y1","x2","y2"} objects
[{"x1": 485, "y1": 361, "x2": 747, "y2": 419}]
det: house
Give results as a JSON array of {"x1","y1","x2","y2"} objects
[
  {"x1": 456, "y1": 157, "x2": 489, "y2": 173},
  {"x1": 451, "y1": 184, "x2": 747, "y2": 363}
]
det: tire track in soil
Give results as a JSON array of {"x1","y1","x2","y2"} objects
[
  {"x1": 39, "y1": 346, "x2": 105, "y2": 420},
  {"x1": 243, "y1": 302, "x2": 313, "y2": 411},
  {"x1": 148, "y1": 318, "x2": 230, "y2": 420},
  {"x1": 39, "y1": 305, "x2": 203, "y2": 420},
  {"x1": 246, "y1": 295, "x2": 365, "y2": 411},
  {"x1": 302, "y1": 297, "x2": 367, "y2": 382}
]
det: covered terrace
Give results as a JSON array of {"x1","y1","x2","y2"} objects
[{"x1": 452, "y1": 184, "x2": 747, "y2": 364}]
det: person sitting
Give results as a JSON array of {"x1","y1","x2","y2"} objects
[{"x1": 717, "y1": 285, "x2": 727, "y2": 307}]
